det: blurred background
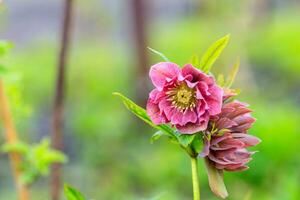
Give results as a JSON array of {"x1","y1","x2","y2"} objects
[{"x1": 0, "y1": 0, "x2": 300, "y2": 199}]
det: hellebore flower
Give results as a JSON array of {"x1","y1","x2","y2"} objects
[
  {"x1": 146, "y1": 62, "x2": 223, "y2": 134},
  {"x1": 200, "y1": 101, "x2": 260, "y2": 171}
]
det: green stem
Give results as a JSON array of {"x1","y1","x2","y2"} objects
[{"x1": 191, "y1": 157, "x2": 200, "y2": 200}]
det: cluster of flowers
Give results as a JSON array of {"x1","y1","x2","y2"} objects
[{"x1": 146, "y1": 62, "x2": 260, "y2": 171}]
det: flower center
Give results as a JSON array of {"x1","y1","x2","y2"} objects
[{"x1": 167, "y1": 82, "x2": 196, "y2": 112}]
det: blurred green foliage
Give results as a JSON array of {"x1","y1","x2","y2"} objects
[
  {"x1": 1, "y1": 138, "x2": 67, "y2": 185},
  {"x1": 64, "y1": 184, "x2": 86, "y2": 200}
]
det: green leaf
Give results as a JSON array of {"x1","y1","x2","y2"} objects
[
  {"x1": 199, "y1": 34, "x2": 230, "y2": 73},
  {"x1": 113, "y1": 92, "x2": 177, "y2": 138},
  {"x1": 20, "y1": 167, "x2": 39, "y2": 185},
  {"x1": 147, "y1": 47, "x2": 170, "y2": 62},
  {"x1": 204, "y1": 158, "x2": 228, "y2": 199},
  {"x1": 2, "y1": 138, "x2": 67, "y2": 185},
  {"x1": 0, "y1": 40, "x2": 13, "y2": 57},
  {"x1": 190, "y1": 54, "x2": 200, "y2": 68},
  {"x1": 217, "y1": 74, "x2": 225, "y2": 87},
  {"x1": 225, "y1": 59, "x2": 240, "y2": 88},
  {"x1": 191, "y1": 134, "x2": 203, "y2": 153},
  {"x1": 150, "y1": 131, "x2": 166, "y2": 144},
  {"x1": 64, "y1": 184, "x2": 86, "y2": 200},
  {"x1": 1, "y1": 141, "x2": 29, "y2": 154},
  {"x1": 176, "y1": 133, "x2": 195, "y2": 147},
  {"x1": 29, "y1": 138, "x2": 67, "y2": 175}
]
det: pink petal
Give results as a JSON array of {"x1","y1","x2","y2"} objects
[
  {"x1": 232, "y1": 133, "x2": 261, "y2": 147},
  {"x1": 211, "y1": 134, "x2": 231, "y2": 146},
  {"x1": 233, "y1": 115, "x2": 256, "y2": 126},
  {"x1": 170, "y1": 109, "x2": 184, "y2": 126},
  {"x1": 149, "y1": 62, "x2": 180, "y2": 91},
  {"x1": 146, "y1": 101, "x2": 167, "y2": 124},
  {"x1": 176, "y1": 121, "x2": 208, "y2": 134},
  {"x1": 208, "y1": 153, "x2": 230, "y2": 165},
  {"x1": 199, "y1": 137, "x2": 210, "y2": 157},
  {"x1": 225, "y1": 165, "x2": 249, "y2": 172},
  {"x1": 149, "y1": 89, "x2": 165, "y2": 104},
  {"x1": 215, "y1": 118, "x2": 237, "y2": 130},
  {"x1": 181, "y1": 64, "x2": 214, "y2": 84},
  {"x1": 206, "y1": 85, "x2": 223, "y2": 115},
  {"x1": 197, "y1": 81, "x2": 210, "y2": 96},
  {"x1": 182, "y1": 109, "x2": 198, "y2": 124},
  {"x1": 196, "y1": 100, "x2": 208, "y2": 117}
]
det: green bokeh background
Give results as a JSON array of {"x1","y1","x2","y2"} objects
[{"x1": 1, "y1": 1, "x2": 300, "y2": 199}]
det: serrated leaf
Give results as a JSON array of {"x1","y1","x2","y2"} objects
[
  {"x1": 64, "y1": 184, "x2": 86, "y2": 200},
  {"x1": 0, "y1": 40, "x2": 13, "y2": 57},
  {"x1": 147, "y1": 47, "x2": 170, "y2": 62},
  {"x1": 225, "y1": 59, "x2": 240, "y2": 88},
  {"x1": 199, "y1": 34, "x2": 230, "y2": 73},
  {"x1": 190, "y1": 54, "x2": 200, "y2": 68},
  {"x1": 113, "y1": 92, "x2": 177, "y2": 138},
  {"x1": 177, "y1": 133, "x2": 195, "y2": 147},
  {"x1": 204, "y1": 158, "x2": 228, "y2": 199},
  {"x1": 150, "y1": 131, "x2": 165, "y2": 144}
]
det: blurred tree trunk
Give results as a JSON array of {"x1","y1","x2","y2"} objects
[
  {"x1": 131, "y1": 0, "x2": 149, "y2": 106},
  {"x1": 50, "y1": 0, "x2": 73, "y2": 200},
  {"x1": 0, "y1": 80, "x2": 30, "y2": 200}
]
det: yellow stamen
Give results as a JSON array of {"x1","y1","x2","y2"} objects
[{"x1": 167, "y1": 82, "x2": 196, "y2": 112}]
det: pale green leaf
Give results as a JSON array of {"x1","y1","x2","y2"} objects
[
  {"x1": 1, "y1": 141, "x2": 29, "y2": 154},
  {"x1": 199, "y1": 34, "x2": 230, "y2": 73},
  {"x1": 204, "y1": 158, "x2": 228, "y2": 199},
  {"x1": 150, "y1": 131, "x2": 166, "y2": 144},
  {"x1": 147, "y1": 47, "x2": 170, "y2": 62},
  {"x1": 113, "y1": 92, "x2": 177, "y2": 138},
  {"x1": 190, "y1": 54, "x2": 200, "y2": 67},
  {"x1": 177, "y1": 133, "x2": 195, "y2": 147},
  {"x1": 225, "y1": 59, "x2": 240, "y2": 88},
  {"x1": 217, "y1": 74, "x2": 225, "y2": 87},
  {"x1": 64, "y1": 184, "x2": 86, "y2": 200}
]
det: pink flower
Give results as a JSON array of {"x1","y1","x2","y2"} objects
[
  {"x1": 146, "y1": 62, "x2": 223, "y2": 134},
  {"x1": 200, "y1": 101, "x2": 260, "y2": 171}
]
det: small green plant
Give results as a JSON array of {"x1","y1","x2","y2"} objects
[{"x1": 1, "y1": 138, "x2": 67, "y2": 185}]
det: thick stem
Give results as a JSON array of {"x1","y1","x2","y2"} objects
[
  {"x1": 191, "y1": 157, "x2": 200, "y2": 200},
  {"x1": 0, "y1": 79, "x2": 30, "y2": 200},
  {"x1": 50, "y1": 0, "x2": 73, "y2": 199}
]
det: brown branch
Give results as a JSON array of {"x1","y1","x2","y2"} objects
[
  {"x1": 0, "y1": 79, "x2": 30, "y2": 200},
  {"x1": 50, "y1": 0, "x2": 74, "y2": 200},
  {"x1": 131, "y1": 0, "x2": 149, "y2": 106}
]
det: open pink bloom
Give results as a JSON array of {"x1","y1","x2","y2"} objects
[
  {"x1": 146, "y1": 62, "x2": 223, "y2": 134},
  {"x1": 200, "y1": 101, "x2": 260, "y2": 171}
]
